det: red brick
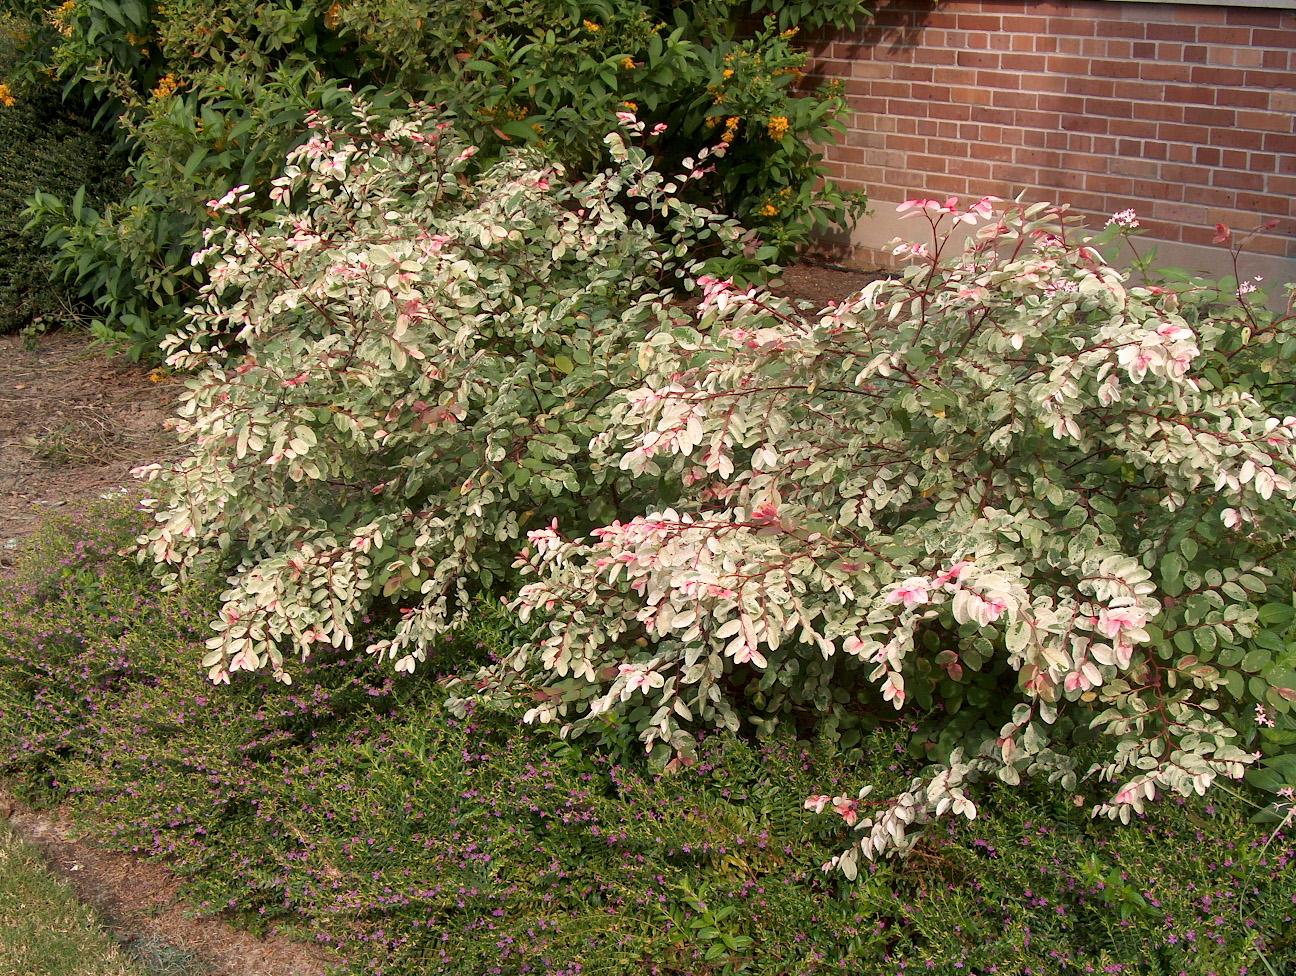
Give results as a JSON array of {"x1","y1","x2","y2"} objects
[
  {"x1": 1263, "y1": 133, "x2": 1296, "y2": 154},
  {"x1": 956, "y1": 50, "x2": 1000, "y2": 69},
  {"x1": 1161, "y1": 163, "x2": 1211, "y2": 184},
  {"x1": 1048, "y1": 17, "x2": 1096, "y2": 36},
  {"x1": 1215, "y1": 88, "x2": 1277, "y2": 111},
  {"x1": 1062, "y1": 114, "x2": 1110, "y2": 135},
  {"x1": 1158, "y1": 123, "x2": 1211, "y2": 143},
  {"x1": 1183, "y1": 107, "x2": 1237, "y2": 127},
  {"x1": 950, "y1": 86, "x2": 994, "y2": 106},
  {"x1": 999, "y1": 53, "x2": 1047, "y2": 71},
  {"x1": 1253, "y1": 29, "x2": 1296, "y2": 48},
  {"x1": 1147, "y1": 23, "x2": 1196, "y2": 42},
  {"x1": 1089, "y1": 58, "x2": 1140, "y2": 79},
  {"x1": 1046, "y1": 55, "x2": 1090, "y2": 74},
  {"x1": 1141, "y1": 61, "x2": 1193, "y2": 82},
  {"x1": 989, "y1": 88, "x2": 1037, "y2": 109},
  {"x1": 1237, "y1": 111, "x2": 1294, "y2": 133},
  {"x1": 1212, "y1": 171, "x2": 1265, "y2": 191},
  {"x1": 1001, "y1": 15, "x2": 1049, "y2": 32},
  {"x1": 977, "y1": 70, "x2": 1023, "y2": 89},
  {"x1": 957, "y1": 14, "x2": 1002, "y2": 30},
  {"x1": 1210, "y1": 127, "x2": 1264, "y2": 150},
  {"x1": 1197, "y1": 26, "x2": 1252, "y2": 45},
  {"x1": 1226, "y1": 9, "x2": 1284, "y2": 27}
]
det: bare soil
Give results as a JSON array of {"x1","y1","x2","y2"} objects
[
  {"x1": 1, "y1": 795, "x2": 333, "y2": 976},
  {"x1": 0, "y1": 330, "x2": 178, "y2": 548},
  {"x1": 773, "y1": 261, "x2": 888, "y2": 306}
]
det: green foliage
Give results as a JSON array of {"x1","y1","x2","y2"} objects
[
  {"x1": 0, "y1": 9, "x2": 119, "y2": 333},
  {"x1": 21, "y1": 0, "x2": 867, "y2": 356},
  {"x1": 1, "y1": 502, "x2": 1294, "y2": 975},
  {"x1": 26, "y1": 68, "x2": 358, "y2": 358}
]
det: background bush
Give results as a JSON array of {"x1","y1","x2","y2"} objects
[
  {"x1": 15, "y1": 0, "x2": 868, "y2": 358},
  {"x1": 1, "y1": 501, "x2": 1293, "y2": 975},
  {"x1": 0, "y1": 9, "x2": 119, "y2": 333}
]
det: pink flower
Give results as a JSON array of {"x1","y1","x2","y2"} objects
[
  {"x1": 1212, "y1": 223, "x2": 1231, "y2": 245},
  {"x1": 615, "y1": 111, "x2": 637, "y2": 125},
  {"x1": 832, "y1": 796, "x2": 860, "y2": 826},
  {"x1": 804, "y1": 795, "x2": 832, "y2": 814},
  {"x1": 697, "y1": 274, "x2": 733, "y2": 305},
  {"x1": 651, "y1": 123, "x2": 669, "y2": 135},
  {"x1": 886, "y1": 577, "x2": 930, "y2": 608},
  {"x1": 1107, "y1": 208, "x2": 1139, "y2": 229},
  {"x1": 970, "y1": 593, "x2": 1008, "y2": 626},
  {"x1": 617, "y1": 663, "x2": 663, "y2": 699},
  {"x1": 934, "y1": 561, "x2": 971, "y2": 586},
  {"x1": 1095, "y1": 605, "x2": 1147, "y2": 640}
]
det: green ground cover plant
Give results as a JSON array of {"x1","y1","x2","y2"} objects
[
  {"x1": 10, "y1": 0, "x2": 867, "y2": 357},
  {"x1": 1, "y1": 499, "x2": 1294, "y2": 975}
]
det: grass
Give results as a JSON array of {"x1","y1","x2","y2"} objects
[
  {"x1": 1, "y1": 501, "x2": 1294, "y2": 976},
  {"x1": 0, "y1": 821, "x2": 145, "y2": 976}
]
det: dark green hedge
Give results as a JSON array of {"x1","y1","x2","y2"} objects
[{"x1": 1, "y1": 19, "x2": 120, "y2": 333}]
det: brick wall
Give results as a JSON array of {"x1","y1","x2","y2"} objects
[{"x1": 809, "y1": 0, "x2": 1296, "y2": 283}]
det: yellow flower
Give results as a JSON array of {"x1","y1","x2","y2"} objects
[
  {"x1": 50, "y1": 0, "x2": 77, "y2": 35},
  {"x1": 766, "y1": 115, "x2": 789, "y2": 140},
  {"x1": 148, "y1": 369, "x2": 166, "y2": 383},
  {"x1": 0, "y1": 84, "x2": 15, "y2": 108},
  {"x1": 621, "y1": 57, "x2": 636, "y2": 70},
  {"x1": 150, "y1": 73, "x2": 182, "y2": 100},
  {"x1": 722, "y1": 68, "x2": 733, "y2": 79},
  {"x1": 621, "y1": 100, "x2": 637, "y2": 112},
  {"x1": 720, "y1": 116, "x2": 740, "y2": 143},
  {"x1": 780, "y1": 27, "x2": 799, "y2": 39},
  {"x1": 759, "y1": 203, "x2": 778, "y2": 218},
  {"x1": 324, "y1": 1, "x2": 342, "y2": 30},
  {"x1": 582, "y1": 19, "x2": 600, "y2": 31}
]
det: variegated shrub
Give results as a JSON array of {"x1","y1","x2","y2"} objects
[
  {"x1": 460, "y1": 199, "x2": 1296, "y2": 872},
  {"x1": 135, "y1": 101, "x2": 745, "y2": 682}
]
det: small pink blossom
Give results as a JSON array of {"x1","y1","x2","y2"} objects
[
  {"x1": 934, "y1": 561, "x2": 971, "y2": 586},
  {"x1": 886, "y1": 577, "x2": 931, "y2": 608},
  {"x1": 804, "y1": 794, "x2": 832, "y2": 814},
  {"x1": 969, "y1": 593, "x2": 1008, "y2": 626},
  {"x1": 1107, "y1": 208, "x2": 1139, "y2": 229},
  {"x1": 1095, "y1": 605, "x2": 1147, "y2": 640},
  {"x1": 832, "y1": 796, "x2": 860, "y2": 826}
]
